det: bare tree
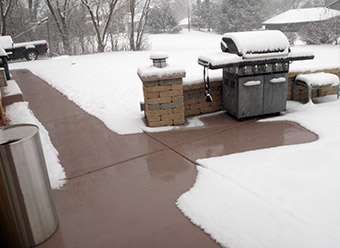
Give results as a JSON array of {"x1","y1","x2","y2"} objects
[
  {"x1": 44, "y1": 0, "x2": 74, "y2": 54},
  {"x1": 80, "y1": 0, "x2": 119, "y2": 53},
  {"x1": 129, "y1": 0, "x2": 151, "y2": 51},
  {"x1": 28, "y1": 0, "x2": 40, "y2": 21},
  {"x1": 184, "y1": 0, "x2": 192, "y2": 31},
  {"x1": 299, "y1": 16, "x2": 340, "y2": 45},
  {"x1": 0, "y1": 0, "x2": 15, "y2": 35}
]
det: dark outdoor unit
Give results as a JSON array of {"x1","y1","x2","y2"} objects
[{"x1": 198, "y1": 30, "x2": 314, "y2": 119}]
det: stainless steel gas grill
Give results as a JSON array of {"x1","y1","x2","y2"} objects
[{"x1": 198, "y1": 30, "x2": 314, "y2": 119}]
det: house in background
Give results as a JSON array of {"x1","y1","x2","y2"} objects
[
  {"x1": 178, "y1": 18, "x2": 189, "y2": 30},
  {"x1": 327, "y1": 0, "x2": 340, "y2": 10},
  {"x1": 262, "y1": 7, "x2": 340, "y2": 32}
]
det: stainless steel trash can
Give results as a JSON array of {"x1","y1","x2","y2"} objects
[{"x1": 0, "y1": 124, "x2": 58, "y2": 248}]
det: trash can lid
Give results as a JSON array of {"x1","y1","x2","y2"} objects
[{"x1": 0, "y1": 124, "x2": 38, "y2": 146}]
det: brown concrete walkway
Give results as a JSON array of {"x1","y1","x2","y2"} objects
[{"x1": 11, "y1": 69, "x2": 317, "y2": 248}]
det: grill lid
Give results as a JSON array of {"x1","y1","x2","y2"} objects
[{"x1": 221, "y1": 30, "x2": 290, "y2": 59}]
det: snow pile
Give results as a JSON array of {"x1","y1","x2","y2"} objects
[
  {"x1": 222, "y1": 30, "x2": 290, "y2": 56},
  {"x1": 2, "y1": 80, "x2": 23, "y2": 96},
  {"x1": 137, "y1": 64, "x2": 185, "y2": 79},
  {"x1": 5, "y1": 102, "x2": 66, "y2": 189},
  {"x1": 177, "y1": 99, "x2": 340, "y2": 248},
  {"x1": 263, "y1": 7, "x2": 340, "y2": 24},
  {"x1": 296, "y1": 72, "x2": 339, "y2": 87},
  {"x1": 198, "y1": 52, "x2": 241, "y2": 67},
  {"x1": 150, "y1": 52, "x2": 168, "y2": 60}
]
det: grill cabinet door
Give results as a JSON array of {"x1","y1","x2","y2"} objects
[
  {"x1": 263, "y1": 73, "x2": 288, "y2": 114},
  {"x1": 237, "y1": 75, "x2": 264, "y2": 118},
  {"x1": 222, "y1": 70, "x2": 237, "y2": 116}
]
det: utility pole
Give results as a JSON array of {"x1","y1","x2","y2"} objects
[{"x1": 41, "y1": 17, "x2": 52, "y2": 58}]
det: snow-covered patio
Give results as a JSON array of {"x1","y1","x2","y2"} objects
[{"x1": 5, "y1": 30, "x2": 340, "y2": 247}]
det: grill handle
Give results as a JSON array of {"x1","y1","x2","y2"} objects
[
  {"x1": 243, "y1": 80, "x2": 261, "y2": 87},
  {"x1": 269, "y1": 77, "x2": 286, "y2": 84},
  {"x1": 203, "y1": 66, "x2": 213, "y2": 102}
]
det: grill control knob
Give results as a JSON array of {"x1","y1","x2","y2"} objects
[
  {"x1": 252, "y1": 65, "x2": 258, "y2": 72},
  {"x1": 241, "y1": 66, "x2": 247, "y2": 73},
  {"x1": 283, "y1": 63, "x2": 289, "y2": 70},
  {"x1": 273, "y1": 63, "x2": 279, "y2": 71},
  {"x1": 262, "y1": 64, "x2": 268, "y2": 71}
]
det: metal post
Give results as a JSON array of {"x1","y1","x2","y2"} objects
[
  {"x1": 46, "y1": 20, "x2": 52, "y2": 58},
  {"x1": 40, "y1": 17, "x2": 52, "y2": 58}
]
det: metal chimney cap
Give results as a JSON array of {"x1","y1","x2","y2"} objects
[{"x1": 150, "y1": 52, "x2": 168, "y2": 60}]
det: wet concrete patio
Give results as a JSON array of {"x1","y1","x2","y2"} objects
[{"x1": 11, "y1": 70, "x2": 317, "y2": 248}]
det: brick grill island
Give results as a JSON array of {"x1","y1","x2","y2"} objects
[
  {"x1": 137, "y1": 53, "x2": 186, "y2": 127},
  {"x1": 198, "y1": 30, "x2": 315, "y2": 119}
]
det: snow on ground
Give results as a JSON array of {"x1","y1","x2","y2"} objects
[
  {"x1": 5, "y1": 102, "x2": 66, "y2": 189},
  {"x1": 177, "y1": 97, "x2": 340, "y2": 248},
  {"x1": 8, "y1": 30, "x2": 340, "y2": 134}
]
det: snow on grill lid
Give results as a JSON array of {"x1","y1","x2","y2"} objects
[{"x1": 222, "y1": 30, "x2": 290, "y2": 57}]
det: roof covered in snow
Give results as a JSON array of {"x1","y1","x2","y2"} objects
[
  {"x1": 263, "y1": 7, "x2": 340, "y2": 25},
  {"x1": 179, "y1": 18, "x2": 189, "y2": 25}
]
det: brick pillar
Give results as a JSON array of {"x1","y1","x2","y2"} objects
[
  {"x1": 0, "y1": 69, "x2": 8, "y2": 87},
  {"x1": 137, "y1": 57, "x2": 186, "y2": 127}
]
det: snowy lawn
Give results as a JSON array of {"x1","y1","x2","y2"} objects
[
  {"x1": 177, "y1": 97, "x2": 340, "y2": 248},
  {"x1": 5, "y1": 102, "x2": 66, "y2": 189},
  {"x1": 9, "y1": 30, "x2": 340, "y2": 134}
]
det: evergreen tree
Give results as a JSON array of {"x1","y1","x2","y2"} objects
[
  {"x1": 192, "y1": 0, "x2": 204, "y2": 30},
  {"x1": 191, "y1": 0, "x2": 216, "y2": 31},
  {"x1": 217, "y1": 0, "x2": 268, "y2": 34},
  {"x1": 147, "y1": 2, "x2": 180, "y2": 33}
]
